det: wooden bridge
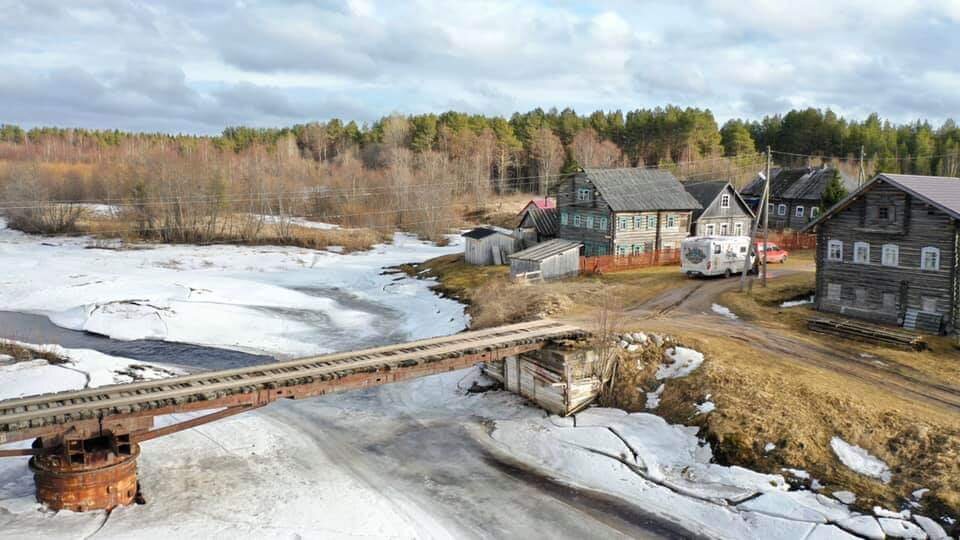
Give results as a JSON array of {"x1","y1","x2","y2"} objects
[{"x1": 0, "y1": 320, "x2": 588, "y2": 512}]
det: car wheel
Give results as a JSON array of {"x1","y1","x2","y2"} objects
[
  {"x1": 781, "y1": 256, "x2": 787, "y2": 264},
  {"x1": 725, "y1": 268, "x2": 732, "y2": 278}
]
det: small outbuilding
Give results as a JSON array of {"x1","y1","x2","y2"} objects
[
  {"x1": 509, "y1": 238, "x2": 582, "y2": 281},
  {"x1": 516, "y1": 198, "x2": 559, "y2": 246},
  {"x1": 463, "y1": 226, "x2": 520, "y2": 265}
]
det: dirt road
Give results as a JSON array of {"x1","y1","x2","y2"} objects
[{"x1": 573, "y1": 265, "x2": 960, "y2": 417}]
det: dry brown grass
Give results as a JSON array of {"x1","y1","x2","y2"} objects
[{"x1": 0, "y1": 342, "x2": 66, "y2": 364}]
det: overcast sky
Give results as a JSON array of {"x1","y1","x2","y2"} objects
[{"x1": 2, "y1": 0, "x2": 959, "y2": 134}]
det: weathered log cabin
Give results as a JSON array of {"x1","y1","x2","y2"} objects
[
  {"x1": 516, "y1": 198, "x2": 559, "y2": 246},
  {"x1": 684, "y1": 180, "x2": 755, "y2": 236},
  {"x1": 803, "y1": 173, "x2": 960, "y2": 334},
  {"x1": 741, "y1": 166, "x2": 858, "y2": 230},
  {"x1": 557, "y1": 168, "x2": 701, "y2": 256}
]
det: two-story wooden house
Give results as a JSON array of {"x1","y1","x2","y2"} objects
[
  {"x1": 684, "y1": 180, "x2": 755, "y2": 237},
  {"x1": 557, "y1": 168, "x2": 701, "y2": 257},
  {"x1": 742, "y1": 166, "x2": 858, "y2": 230},
  {"x1": 802, "y1": 173, "x2": 960, "y2": 334}
]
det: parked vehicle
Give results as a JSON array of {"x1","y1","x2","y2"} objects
[
  {"x1": 681, "y1": 236, "x2": 756, "y2": 278},
  {"x1": 756, "y1": 241, "x2": 789, "y2": 263}
]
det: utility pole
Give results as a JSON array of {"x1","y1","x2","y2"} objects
[
  {"x1": 858, "y1": 145, "x2": 866, "y2": 188},
  {"x1": 762, "y1": 147, "x2": 771, "y2": 287},
  {"x1": 741, "y1": 148, "x2": 771, "y2": 292}
]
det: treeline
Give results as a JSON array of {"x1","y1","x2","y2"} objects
[{"x1": 0, "y1": 106, "x2": 957, "y2": 244}]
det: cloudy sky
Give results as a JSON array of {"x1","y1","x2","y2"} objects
[{"x1": 2, "y1": 0, "x2": 959, "y2": 134}]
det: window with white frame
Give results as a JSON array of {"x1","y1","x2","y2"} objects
[
  {"x1": 922, "y1": 297, "x2": 938, "y2": 312},
  {"x1": 647, "y1": 215, "x2": 657, "y2": 229},
  {"x1": 853, "y1": 241, "x2": 870, "y2": 264},
  {"x1": 734, "y1": 222, "x2": 744, "y2": 236},
  {"x1": 827, "y1": 240, "x2": 843, "y2": 261},
  {"x1": 720, "y1": 223, "x2": 729, "y2": 235},
  {"x1": 632, "y1": 244, "x2": 643, "y2": 256},
  {"x1": 573, "y1": 214, "x2": 582, "y2": 227},
  {"x1": 720, "y1": 194, "x2": 731, "y2": 208},
  {"x1": 598, "y1": 217, "x2": 608, "y2": 230},
  {"x1": 586, "y1": 215, "x2": 595, "y2": 229},
  {"x1": 560, "y1": 211, "x2": 568, "y2": 225},
  {"x1": 666, "y1": 215, "x2": 678, "y2": 230},
  {"x1": 767, "y1": 203, "x2": 774, "y2": 215},
  {"x1": 810, "y1": 207, "x2": 820, "y2": 219},
  {"x1": 921, "y1": 247, "x2": 941, "y2": 271},
  {"x1": 618, "y1": 216, "x2": 629, "y2": 230},
  {"x1": 634, "y1": 216, "x2": 644, "y2": 229},
  {"x1": 616, "y1": 245, "x2": 627, "y2": 257},
  {"x1": 881, "y1": 244, "x2": 899, "y2": 267},
  {"x1": 705, "y1": 224, "x2": 716, "y2": 235},
  {"x1": 777, "y1": 204, "x2": 787, "y2": 216},
  {"x1": 795, "y1": 206, "x2": 805, "y2": 218},
  {"x1": 577, "y1": 188, "x2": 591, "y2": 202}
]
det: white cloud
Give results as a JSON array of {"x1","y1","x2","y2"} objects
[{"x1": 0, "y1": 0, "x2": 959, "y2": 131}]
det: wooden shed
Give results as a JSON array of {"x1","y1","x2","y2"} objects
[
  {"x1": 463, "y1": 226, "x2": 519, "y2": 265},
  {"x1": 509, "y1": 239, "x2": 582, "y2": 281},
  {"x1": 516, "y1": 198, "x2": 559, "y2": 247},
  {"x1": 482, "y1": 345, "x2": 601, "y2": 416}
]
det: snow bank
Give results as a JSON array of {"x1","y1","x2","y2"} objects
[
  {"x1": 0, "y1": 341, "x2": 183, "y2": 400},
  {"x1": 781, "y1": 296, "x2": 815, "y2": 308},
  {"x1": 711, "y1": 304, "x2": 738, "y2": 320},
  {"x1": 657, "y1": 347, "x2": 705, "y2": 380},
  {"x1": 0, "y1": 222, "x2": 467, "y2": 358},
  {"x1": 830, "y1": 437, "x2": 892, "y2": 483},
  {"x1": 646, "y1": 384, "x2": 665, "y2": 409}
]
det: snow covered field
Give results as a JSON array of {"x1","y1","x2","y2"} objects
[{"x1": 0, "y1": 218, "x2": 467, "y2": 358}]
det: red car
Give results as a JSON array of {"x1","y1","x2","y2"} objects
[{"x1": 756, "y1": 242, "x2": 789, "y2": 263}]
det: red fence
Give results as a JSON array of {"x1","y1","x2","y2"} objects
[
  {"x1": 580, "y1": 232, "x2": 817, "y2": 275},
  {"x1": 580, "y1": 249, "x2": 681, "y2": 274}
]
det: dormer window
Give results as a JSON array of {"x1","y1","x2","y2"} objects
[
  {"x1": 577, "y1": 188, "x2": 592, "y2": 202},
  {"x1": 877, "y1": 206, "x2": 893, "y2": 221}
]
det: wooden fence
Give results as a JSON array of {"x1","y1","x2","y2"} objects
[{"x1": 579, "y1": 232, "x2": 817, "y2": 275}]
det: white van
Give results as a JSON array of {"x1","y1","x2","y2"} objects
[{"x1": 681, "y1": 236, "x2": 755, "y2": 278}]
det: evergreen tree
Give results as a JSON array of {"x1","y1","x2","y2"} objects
[{"x1": 821, "y1": 169, "x2": 849, "y2": 210}]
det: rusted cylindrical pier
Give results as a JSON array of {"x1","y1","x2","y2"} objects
[{"x1": 29, "y1": 432, "x2": 140, "y2": 512}]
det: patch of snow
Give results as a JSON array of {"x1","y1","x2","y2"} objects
[
  {"x1": 807, "y1": 524, "x2": 862, "y2": 539},
  {"x1": 695, "y1": 401, "x2": 716, "y2": 415},
  {"x1": 878, "y1": 518, "x2": 928, "y2": 539},
  {"x1": 832, "y1": 491, "x2": 857, "y2": 505},
  {"x1": 711, "y1": 303, "x2": 738, "y2": 320},
  {"x1": 0, "y1": 227, "x2": 466, "y2": 358},
  {"x1": 254, "y1": 214, "x2": 341, "y2": 230},
  {"x1": 783, "y1": 468, "x2": 810, "y2": 480},
  {"x1": 831, "y1": 437, "x2": 892, "y2": 483},
  {"x1": 912, "y1": 488, "x2": 930, "y2": 500},
  {"x1": 0, "y1": 340, "x2": 183, "y2": 400},
  {"x1": 875, "y1": 507, "x2": 912, "y2": 520},
  {"x1": 836, "y1": 515, "x2": 885, "y2": 540},
  {"x1": 764, "y1": 442, "x2": 776, "y2": 453},
  {"x1": 737, "y1": 491, "x2": 851, "y2": 524},
  {"x1": 913, "y1": 515, "x2": 948, "y2": 540},
  {"x1": 810, "y1": 479, "x2": 824, "y2": 491},
  {"x1": 657, "y1": 347, "x2": 705, "y2": 380},
  {"x1": 646, "y1": 384, "x2": 665, "y2": 409},
  {"x1": 781, "y1": 296, "x2": 815, "y2": 308}
]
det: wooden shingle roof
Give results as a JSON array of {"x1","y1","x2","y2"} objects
[
  {"x1": 580, "y1": 168, "x2": 701, "y2": 212},
  {"x1": 509, "y1": 239, "x2": 582, "y2": 262}
]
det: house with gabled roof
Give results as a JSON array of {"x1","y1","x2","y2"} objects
[
  {"x1": 556, "y1": 168, "x2": 701, "y2": 257},
  {"x1": 802, "y1": 173, "x2": 960, "y2": 334},
  {"x1": 741, "y1": 165, "x2": 858, "y2": 230},
  {"x1": 516, "y1": 198, "x2": 559, "y2": 245},
  {"x1": 684, "y1": 180, "x2": 755, "y2": 237}
]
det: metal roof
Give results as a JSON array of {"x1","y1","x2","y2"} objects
[
  {"x1": 684, "y1": 180, "x2": 756, "y2": 220},
  {"x1": 801, "y1": 173, "x2": 960, "y2": 232},
  {"x1": 509, "y1": 239, "x2": 582, "y2": 262},
  {"x1": 581, "y1": 168, "x2": 702, "y2": 212}
]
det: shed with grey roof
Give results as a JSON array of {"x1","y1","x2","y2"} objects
[
  {"x1": 509, "y1": 239, "x2": 582, "y2": 281},
  {"x1": 802, "y1": 173, "x2": 960, "y2": 335},
  {"x1": 463, "y1": 226, "x2": 520, "y2": 265}
]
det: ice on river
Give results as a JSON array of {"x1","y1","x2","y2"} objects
[{"x1": 0, "y1": 218, "x2": 467, "y2": 358}]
